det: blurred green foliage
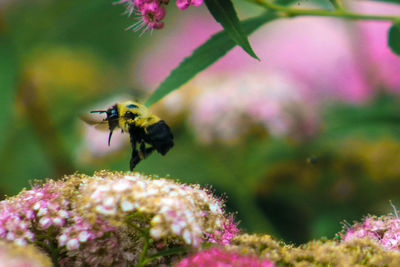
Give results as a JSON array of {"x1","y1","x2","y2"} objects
[{"x1": 1, "y1": 0, "x2": 400, "y2": 246}]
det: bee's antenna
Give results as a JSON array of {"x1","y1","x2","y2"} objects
[
  {"x1": 91, "y1": 110, "x2": 107, "y2": 114},
  {"x1": 108, "y1": 131, "x2": 113, "y2": 146}
]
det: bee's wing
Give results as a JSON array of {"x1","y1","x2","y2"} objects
[{"x1": 80, "y1": 114, "x2": 111, "y2": 131}]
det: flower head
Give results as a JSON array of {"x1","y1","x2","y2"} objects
[
  {"x1": 341, "y1": 214, "x2": 400, "y2": 250},
  {"x1": 77, "y1": 171, "x2": 238, "y2": 247},
  {"x1": 176, "y1": 0, "x2": 203, "y2": 10},
  {"x1": 0, "y1": 176, "x2": 138, "y2": 266}
]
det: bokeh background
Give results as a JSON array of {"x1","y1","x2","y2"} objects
[{"x1": 1, "y1": 0, "x2": 400, "y2": 245}]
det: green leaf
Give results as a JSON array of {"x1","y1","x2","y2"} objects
[
  {"x1": 204, "y1": 0, "x2": 259, "y2": 60},
  {"x1": 145, "y1": 12, "x2": 277, "y2": 107},
  {"x1": 388, "y1": 22, "x2": 400, "y2": 56}
]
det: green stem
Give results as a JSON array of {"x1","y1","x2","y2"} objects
[
  {"x1": 49, "y1": 246, "x2": 61, "y2": 267},
  {"x1": 137, "y1": 235, "x2": 150, "y2": 267},
  {"x1": 125, "y1": 220, "x2": 151, "y2": 267},
  {"x1": 140, "y1": 246, "x2": 188, "y2": 266},
  {"x1": 148, "y1": 246, "x2": 188, "y2": 259},
  {"x1": 252, "y1": 0, "x2": 400, "y2": 21}
]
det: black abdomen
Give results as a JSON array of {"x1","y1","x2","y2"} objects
[{"x1": 145, "y1": 120, "x2": 174, "y2": 155}]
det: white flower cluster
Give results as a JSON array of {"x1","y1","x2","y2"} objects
[{"x1": 78, "y1": 171, "x2": 228, "y2": 247}]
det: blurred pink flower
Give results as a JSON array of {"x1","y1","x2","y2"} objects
[
  {"x1": 133, "y1": 2, "x2": 400, "y2": 142},
  {"x1": 136, "y1": 1, "x2": 400, "y2": 101},
  {"x1": 353, "y1": 1, "x2": 400, "y2": 92},
  {"x1": 188, "y1": 72, "x2": 319, "y2": 143},
  {"x1": 177, "y1": 247, "x2": 275, "y2": 267}
]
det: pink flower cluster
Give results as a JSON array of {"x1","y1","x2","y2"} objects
[
  {"x1": 342, "y1": 215, "x2": 400, "y2": 250},
  {"x1": 177, "y1": 248, "x2": 275, "y2": 267},
  {"x1": 119, "y1": 0, "x2": 202, "y2": 31},
  {"x1": 205, "y1": 215, "x2": 239, "y2": 245},
  {"x1": 0, "y1": 179, "x2": 139, "y2": 265},
  {"x1": 0, "y1": 182, "x2": 66, "y2": 246}
]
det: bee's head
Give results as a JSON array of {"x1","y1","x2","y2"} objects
[
  {"x1": 90, "y1": 101, "x2": 144, "y2": 146},
  {"x1": 91, "y1": 104, "x2": 119, "y2": 146},
  {"x1": 122, "y1": 103, "x2": 140, "y2": 120}
]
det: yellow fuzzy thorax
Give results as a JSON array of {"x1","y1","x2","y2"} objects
[{"x1": 116, "y1": 100, "x2": 161, "y2": 132}]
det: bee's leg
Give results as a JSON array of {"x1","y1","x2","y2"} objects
[
  {"x1": 139, "y1": 142, "x2": 145, "y2": 159},
  {"x1": 129, "y1": 130, "x2": 140, "y2": 171},
  {"x1": 130, "y1": 149, "x2": 141, "y2": 171},
  {"x1": 139, "y1": 141, "x2": 155, "y2": 160}
]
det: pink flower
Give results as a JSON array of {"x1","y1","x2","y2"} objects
[
  {"x1": 342, "y1": 215, "x2": 400, "y2": 250},
  {"x1": 118, "y1": 0, "x2": 203, "y2": 32},
  {"x1": 0, "y1": 178, "x2": 138, "y2": 266},
  {"x1": 205, "y1": 215, "x2": 239, "y2": 245},
  {"x1": 177, "y1": 248, "x2": 275, "y2": 267},
  {"x1": 176, "y1": 0, "x2": 203, "y2": 10},
  {"x1": 140, "y1": 1, "x2": 166, "y2": 29}
]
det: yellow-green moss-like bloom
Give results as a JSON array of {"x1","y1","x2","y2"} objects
[
  {"x1": 0, "y1": 241, "x2": 52, "y2": 267},
  {"x1": 227, "y1": 234, "x2": 400, "y2": 266}
]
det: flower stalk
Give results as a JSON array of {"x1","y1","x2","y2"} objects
[
  {"x1": 252, "y1": 0, "x2": 400, "y2": 21},
  {"x1": 136, "y1": 232, "x2": 150, "y2": 267}
]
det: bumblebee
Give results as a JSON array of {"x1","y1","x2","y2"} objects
[{"x1": 89, "y1": 101, "x2": 174, "y2": 170}]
